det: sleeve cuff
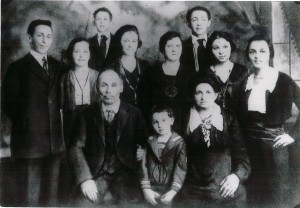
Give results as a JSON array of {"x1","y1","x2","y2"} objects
[
  {"x1": 141, "y1": 180, "x2": 151, "y2": 189},
  {"x1": 171, "y1": 182, "x2": 182, "y2": 192}
]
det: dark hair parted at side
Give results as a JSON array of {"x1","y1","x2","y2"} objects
[
  {"x1": 151, "y1": 104, "x2": 175, "y2": 119},
  {"x1": 186, "y1": 6, "x2": 211, "y2": 23},
  {"x1": 27, "y1": 19, "x2": 52, "y2": 36},
  {"x1": 206, "y1": 31, "x2": 236, "y2": 63},
  {"x1": 159, "y1": 31, "x2": 182, "y2": 54},
  {"x1": 66, "y1": 37, "x2": 90, "y2": 68},
  {"x1": 245, "y1": 35, "x2": 274, "y2": 60},
  {"x1": 93, "y1": 7, "x2": 113, "y2": 20},
  {"x1": 192, "y1": 75, "x2": 220, "y2": 94},
  {"x1": 110, "y1": 24, "x2": 142, "y2": 59}
]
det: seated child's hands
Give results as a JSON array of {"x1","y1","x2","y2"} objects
[
  {"x1": 136, "y1": 145, "x2": 145, "y2": 161},
  {"x1": 219, "y1": 173, "x2": 240, "y2": 198},
  {"x1": 160, "y1": 190, "x2": 177, "y2": 205},
  {"x1": 143, "y1": 188, "x2": 160, "y2": 205},
  {"x1": 80, "y1": 179, "x2": 98, "y2": 203}
]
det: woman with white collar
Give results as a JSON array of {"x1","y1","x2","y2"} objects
[
  {"x1": 179, "y1": 76, "x2": 250, "y2": 207},
  {"x1": 237, "y1": 35, "x2": 300, "y2": 207}
]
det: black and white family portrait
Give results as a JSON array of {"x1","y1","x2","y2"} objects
[{"x1": 1, "y1": 1, "x2": 300, "y2": 207}]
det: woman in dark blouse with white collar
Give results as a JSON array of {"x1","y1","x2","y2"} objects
[
  {"x1": 205, "y1": 31, "x2": 248, "y2": 113},
  {"x1": 144, "y1": 31, "x2": 195, "y2": 121},
  {"x1": 236, "y1": 35, "x2": 300, "y2": 208},
  {"x1": 179, "y1": 76, "x2": 250, "y2": 208}
]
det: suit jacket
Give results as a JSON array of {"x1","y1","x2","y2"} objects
[
  {"x1": 60, "y1": 68, "x2": 100, "y2": 112},
  {"x1": 2, "y1": 53, "x2": 65, "y2": 158},
  {"x1": 88, "y1": 34, "x2": 113, "y2": 71},
  {"x1": 68, "y1": 101, "x2": 148, "y2": 186},
  {"x1": 181, "y1": 37, "x2": 210, "y2": 74}
]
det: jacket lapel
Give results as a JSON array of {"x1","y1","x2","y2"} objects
[
  {"x1": 116, "y1": 102, "x2": 129, "y2": 145},
  {"x1": 26, "y1": 53, "x2": 49, "y2": 83},
  {"x1": 48, "y1": 57, "x2": 59, "y2": 94},
  {"x1": 148, "y1": 136, "x2": 161, "y2": 161},
  {"x1": 92, "y1": 103, "x2": 106, "y2": 146}
]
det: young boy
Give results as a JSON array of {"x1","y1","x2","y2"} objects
[
  {"x1": 139, "y1": 105, "x2": 187, "y2": 206},
  {"x1": 89, "y1": 7, "x2": 113, "y2": 71},
  {"x1": 181, "y1": 6, "x2": 211, "y2": 74}
]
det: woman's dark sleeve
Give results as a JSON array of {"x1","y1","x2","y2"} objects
[
  {"x1": 290, "y1": 78, "x2": 300, "y2": 140},
  {"x1": 229, "y1": 115, "x2": 251, "y2": 182}
]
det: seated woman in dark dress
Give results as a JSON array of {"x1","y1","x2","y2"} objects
[
  {"x1": 106, "y1": 25, "x2": 149, "y2": 109},
  {"x1": 60, "y1": 38, "x2": 99, "y2": 148},
  {"x1": 179, "y1": 76, "x2": 250, "y2": 208},
  {"x1": 144, "y1": 31, "x2": 195, "y2": 121},
  {"x1": 236, "y1": 35, "x2": 300, "y2": 208},
  {"x1": 205, "y1": 31, "x2": 248, "y2": 112}
]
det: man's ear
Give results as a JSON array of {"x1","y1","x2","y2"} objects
[
  {"x1": 92, "y1": 20, "x2": 96, "y2": 27},
  {"x1": 207, "y1": 19, "x2": 211, "y2": 28},
  {"x1": 187, "y1": 22, "x2": 191, "y2": 28},
  {"x1": 28, "y1": 34, "x2": 32, "y2": 43},
  {"x1": 171, "y1": 117, "x2": 175, "y2": 125}
]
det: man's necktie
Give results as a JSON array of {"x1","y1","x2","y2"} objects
[
  {"x1": 42, "y1": 56, "x2": 49, "y2": 75},
  {"x1": 100, "y1": 35, "x2": 108, "y2": 58},
  {"x1": 105, "y1": 109, "x2": 115, "y2": 123},
  {"x1": 197, "y1": 39, "x2": 206, "y2": 72}
]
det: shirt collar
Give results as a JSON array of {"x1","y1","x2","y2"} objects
[
  {"x1": 97, "y1": 32, "x2": 110, "y2": 42},
  {"x1": 102, "y1": 99, "x2": 120, "y2": 114},
  {"x1": 191, "y1": 34, "x2": 207, "y2": 45},
  {"x1": 30, "y1": 49, "x2": 47, "y2": 67}
]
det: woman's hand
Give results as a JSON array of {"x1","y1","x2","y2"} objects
[
  {"x1": 160, "y1": 190, "x2": 177, "y2": 205},
  {"x1": 273, "y1": 133, "x2": 295, "y2": 148},
  {"x1": 80, "y1": 179, "x2": 98, "y2": 203},
  {"x1": 143, "y1": 189, "x2": 160, "y2": 206},
  {"x1": 219, "y1": 174, "x2": 240, "y2": 198},
  {"x1": 136, "y1": 145, "x2": 145, "y2": 161}
]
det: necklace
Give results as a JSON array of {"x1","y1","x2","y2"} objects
[
  {"x1": 163, "y1": 64, "x2": 179, "y2": 98},
  {"x1": 73, "y1": 71, "x2": 90, "y2": 105}
]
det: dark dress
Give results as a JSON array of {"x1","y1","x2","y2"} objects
[
  {"x1": 205, "y1": 63, "x2": 248, "y2": 113},
  {"x1": 236, "y1": 71, "x2": 300, "y2": 208},
  {"x1": 144, "y1": 62, "x2": 195, "y2": 122},
  {"x1": 111, "y1": 58, "x2": 149, "y2": 111},
  {"x1": 179, "y1": 107, "x2": 250, "y2": 207}
]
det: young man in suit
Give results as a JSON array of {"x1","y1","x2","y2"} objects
[
  {"x1": 2, "y1": 19, "x2": 65, "y2": 206},
  {"x1": 181, "y1": 6, "x2": 212, "y2": 74},
  {"x1": 68, "y1": 69, "x2": 147, "y2": 206},
  {"x1": 89, "y1": 7, "x2": 114, "y2": 71}
]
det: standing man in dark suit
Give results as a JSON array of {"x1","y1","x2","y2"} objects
[
  {"x1": 2, "y1": 19, "x2": 65, "y2": 206},
  {"x1": 89, "y1": 7, "x2": 114, "y2": 71},
  {"x1": 68, "y1": 69, "x2": 147, "y2": 206},
  {"x1": 181, "y1": 6, "x2": 212, "y2": 74}
]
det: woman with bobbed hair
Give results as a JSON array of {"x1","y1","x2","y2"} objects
[
  {"x1": 60, "y1": 37, "x2": 99, "y2": 147},
  {"x1": 179, "y1": 76, "x2": 250, "y2": 207},
  {"x1": 144, "y1": 31, "x2": 195, "y2": 122},
  {"x1": 236, "y1": 34, "x2": 300, "y2": 207},
  {"x1": 105, "y1": 25, "x2": 149, "y2": 108},
  {"x1": 204, "y1": 31, "x2": 248, "y2": 112}
]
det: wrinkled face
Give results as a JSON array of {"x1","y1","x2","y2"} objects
[
  {"x1": 121, "y1": 31, "x2": 139, "y2": 56},
  {"x1": 94, "y1": 11, "x2": 111, "y2": 33},
  {"x1": 99, "y1": 70, "x2": 123, "y2": 105},
  {"x1": 190, "y1": 10, "x2": 211, "y2": 37},
  {"x1": 212, "y1": 38, "x2": 231, "y2": 63},
  {"x1": 194, "y1": 83, "x2": 217, "y2": 109},
  {"x1": 164, "y1": 37, "x2": 182, "y2": 62},
  {"x1": 152, "y1": 112, "x2": 174, "y2": 136},
  {"x1": 72, "y1": 41, "x2": 90, "y2": 67},
  {"x1": 29, "y1": 25, "x2": 53, "y2": 55},
  {"x1": 248, "y1": 40, "x2": 270, "y2": 69}
]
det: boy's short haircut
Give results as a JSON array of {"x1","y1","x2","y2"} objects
[
  {"x1": 186, "y1": 6, "x2": 211, "y2": 23},
  {"x1": 151, "y1": 105, "x2": 174, "y2": 119},
  {"x1": 27, "y1": 19, "x2": 52, "y2": 36},
  {"x1": 93, "y1": 7, "x2": 113, "y2": 20}
]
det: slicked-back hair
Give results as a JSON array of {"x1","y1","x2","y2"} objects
[{"x1": 27, "y1": 19, "x2": 52, "y2": 36}]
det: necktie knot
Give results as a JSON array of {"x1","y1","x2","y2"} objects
[
  {"x1": 101, "y1": 35, "x2": 108, "y2": 42},
  {"x1": 197, "y1": 39, "x2": 205, "y2": 46},
  {"x1": 105, "y1": 109, "x2": 115, "y2": 123}
]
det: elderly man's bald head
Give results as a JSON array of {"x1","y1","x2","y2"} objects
[{"x1": 98, "y1": 69, "x2": 123, "y2": 105}]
